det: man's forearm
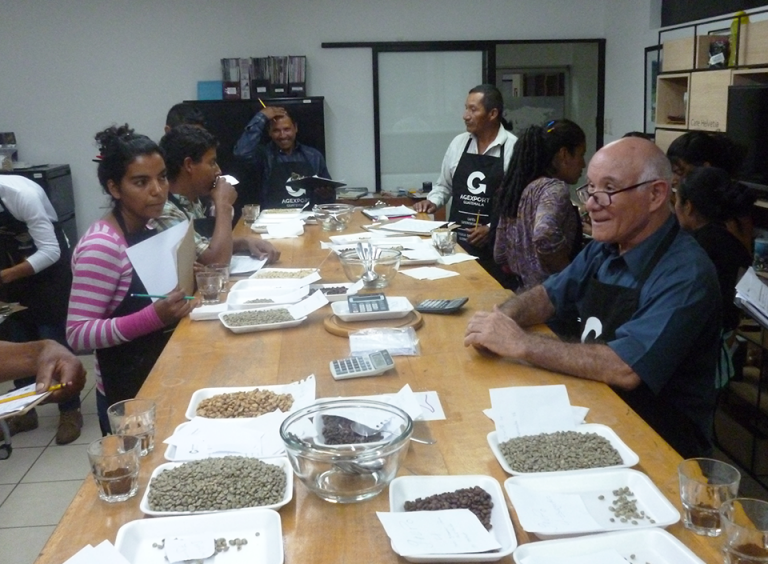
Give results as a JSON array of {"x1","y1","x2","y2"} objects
[
  {"x1": 0, "y1": 341, "x2": 45, "y2": 380},
  {"x1": 0, "y1": 260, "x2": 35, "y2": 285},
  {"x1": 517, "y1": 333, "x2": 641, "y2": 390},
  {"x1": 199, "y1": 207, "x2": 234, "y2": 265},
  {"x1": 497, "y1": 285, "x2": 556, "y2": 327}
]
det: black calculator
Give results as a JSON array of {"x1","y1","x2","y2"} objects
[
  {"x1": 415, "y1": 297, "x2": 468, "y2": 314},
  {"x1": 347, "y1": 293, "x2": 389, "y2": 313}
]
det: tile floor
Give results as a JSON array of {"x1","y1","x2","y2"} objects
[{"x1": 0, "y1": 353, "x2": 766, "y2": 564}]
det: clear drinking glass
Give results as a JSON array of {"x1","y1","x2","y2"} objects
[
  {"x1": 721, "y1": 498, "x2": 768, "y2": 564},
  {"x1": 107, "y1": 399, "x2": 157, "y2": 456},
  {"x1": 87, "y1": 434, "x2": 141, "y2": 502},
  {"x1": 678, "y1": 457, "x2": 740, "y2": 536},
  {"x1": 242, "y1": 204, "x2": 260, "y2": 224},
  {"x1": 195, "y1": 270, "x2": 223, "y2": 304}
]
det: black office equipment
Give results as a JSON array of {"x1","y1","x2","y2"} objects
[{"x1": 727, "y1": 85, "x2": 768, "y2": 189}]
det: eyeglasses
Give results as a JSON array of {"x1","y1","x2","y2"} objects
[{"x1": 575, "y1": 179, "x2": 659, "y2": 207}]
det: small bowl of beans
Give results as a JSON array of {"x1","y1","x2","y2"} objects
[{"x1": 280, "y1": 399, "x2": 412, "y2": 503}]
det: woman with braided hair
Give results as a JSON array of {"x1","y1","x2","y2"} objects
[{"x1": 494, "y1": 119, "x2": 586, "y2": 291}]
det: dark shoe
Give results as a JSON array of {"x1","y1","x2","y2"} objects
[
  {"x1": 56, "y1": 409, "x2": 83, "y2": 445},
  {"x1": 7, "y1": 408, "x2": 39, "y2": 436}
]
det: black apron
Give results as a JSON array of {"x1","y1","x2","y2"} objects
[
  {"x1": 0, "y1": 202, "x2": 71, "y2": 326},
  {"x1": 167, "y1": 193, "x2": 216, "y2": 240},
  {"x1": 263, "y1": 152, "x2": 315, "y2": 210},
  {"x1": 579, "y1": 223, "x2": 711, "y2": 458},
  {"x1": 95, "y1": 210, "x2": 174, "y2": 408},
  {"x1": 448, "y1": 138, "x2": 505, "y2": 259}
]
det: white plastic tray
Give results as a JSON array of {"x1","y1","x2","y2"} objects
[
  {"x1": 115, "y1": 508, "x2": 283, "y2": 564},
  {"x1": 185, "y1": 379, "x2": 316, "y2": 420},
  {"x1": 219, "y1": 306, "x2": 305, "y2": 334},
  {"x1": 331, "y1": 296, "x2": 413, "y2": 321},
  {"x1": 139, "y1": 457, "x2": 293, "y2": 516},
  {"x1": 504, "y1": 468, "x2": 679, "y2": 538},
  {"x1": 487, "y1": 423, "x2": 639, "y2": 475},
  {"x1": 226, "y1": 286, "x2": 309, "y2": 309},
  {"x1": 388, "y1": 475, "x2": 517, "y2": 562},
  {"x1": 308, "y1": 282, "x2": 358, "y2": 302},
  {"x1": 512, "y1": 528, "x2": 705, "y2": 564}
]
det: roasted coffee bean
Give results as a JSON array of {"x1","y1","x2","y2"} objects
[
  {"x1": 321, "y1": 415, "x2": 383, "y2": 444},
  {"x1": 404, "y1": 486, "x2": 494, "y2": 530},
  {"x1": 196, "y1": 389, "x2": 294, "y2": 419}
]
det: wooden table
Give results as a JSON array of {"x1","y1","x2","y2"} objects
[{"x1": 36, "y1": 213, "x2": 723, "y2": 563}]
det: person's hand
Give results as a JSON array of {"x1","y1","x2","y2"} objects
[
  {"x1": 413, "y1": 200, "x2": 437, "y2": 214},
  {"x1": 464, "y1": 308, "x2": 527, "y2": 358},
  {"x1": 210, "y1": 176, "x2": 237, "y2": 209},
  {"x1": 467, "y1": 224, "x2": 491, "y2": 247},
  {"x1": 261, "y1": 106, "x2": 286, "y2": 121},
  {"x1": 34, "y1": 340, "x2": 86, "y2": 402},
  {"x1": 245, "y1": 236, "x2": 280, "y2": 263},
  {"x1": 153, "y1": 287, "x2": 199, "y2": 325}
]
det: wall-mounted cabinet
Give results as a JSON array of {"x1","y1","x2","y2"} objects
[
  {"x1": 655, "y1": 73, "x2": 689, "y2": 128},
  {"x1": 688, "y1": 69, "x2": 732, "y2": 131}
]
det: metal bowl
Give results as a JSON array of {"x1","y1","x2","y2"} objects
[{"x1": 279, "y1": 399, "x2": 412, "y2": 503}]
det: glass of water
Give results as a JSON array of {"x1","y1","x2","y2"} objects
[{"x1": 107, "y1": 399, "x2": 157, "y2": 456}]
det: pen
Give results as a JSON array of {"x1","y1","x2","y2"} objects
[
  {"x1": 259, "y1": 98, "x2": 266, "y2": 108},
  {"x1": 131, "y1": 293, "x2": 196, "y2": 300},
  {"x1": 0, "y1": 383, "x2": 65, "y2": 405}
]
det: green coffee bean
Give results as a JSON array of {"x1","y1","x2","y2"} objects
[{"x1": 498, "y1": 431, "x2": 622, "y2": 473}]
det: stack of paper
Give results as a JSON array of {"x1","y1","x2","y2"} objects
[{"x1": 735, "y1": 267, "x2": 768, "y2": 326}]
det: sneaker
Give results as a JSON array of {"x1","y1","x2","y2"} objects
[
  {"x1": 7, "y1": 408, "x2": 39, "y2": 436},
  {"x1": 56, "y1": 409, "x2": 83, "y2": 445}
]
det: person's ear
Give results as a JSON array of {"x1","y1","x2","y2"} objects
[
  {"x1": 183, "y1": 156, "x2": 195, "y2": 175},
  {"x1": 648, "y1": 179, "x2": 671, "y2": 212},
  {"x1": 106, "y1": 179, "x2": 121, "y2": 201},
  {"x1": 489, "y1": 108, "x2": 499, "y2": 122}
]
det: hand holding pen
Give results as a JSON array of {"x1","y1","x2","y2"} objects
[{"x1": 35, "y1": 340, "x2": 87, "y2": 402}]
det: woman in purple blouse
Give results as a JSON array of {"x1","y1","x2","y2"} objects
[{"x1": 494, "y1": 120, "x2": 586, "y2": 291}]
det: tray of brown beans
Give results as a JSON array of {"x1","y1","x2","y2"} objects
[{"x1": 388, "y1": 475, "x2": 517, "y2": 562}]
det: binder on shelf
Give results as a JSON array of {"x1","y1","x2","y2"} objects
[
  {"x1": 288, "y1": 83, "x2": 306, "y2": 97},
  {"x1": 223, "y1": 82, "x2": 240, "y2": 100},
  {"x1": 197, "y1": 81, "x2": 223, "y2": 100},
  {"x1": 251, "y1": 79, "x2": 270, "y2": 95},
  {"x1": 270, "y1": 84, "x2": 288, "y2": 97},
  {"x1": 239, "y1": 58, "x2": 251, "y2": 100}
]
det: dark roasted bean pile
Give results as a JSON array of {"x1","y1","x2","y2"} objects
[
  {"x1": 321, "y1": 415, "x2": 383, "y2": 444},
  {"x1": 320, "y1": 286, "x2": 348, "y2": 295},
  {"x1": 404, "y1": 486, "x2": 494, "y2": 530}
]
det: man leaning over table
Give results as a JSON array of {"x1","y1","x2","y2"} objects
[
  {"x1": 413, "y1": 84, "x2": 516, "y2": 284},
  {"x1": 150, "y1": 124, "x2": 280, "y2": 265},
  {"x1": 233, "y1": 105, "x2": 334, "y2": 210},
  {"x1": 464, "y1": 137, "x2": 721, "y2": 459}
]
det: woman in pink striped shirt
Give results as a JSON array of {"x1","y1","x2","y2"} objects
[{"x1": 67, "y1": 125, "x2": 197, "y2": 434}]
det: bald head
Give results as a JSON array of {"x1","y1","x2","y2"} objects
[{"x1": 585, "y1": 137, "x2": 673, "y2": 253}]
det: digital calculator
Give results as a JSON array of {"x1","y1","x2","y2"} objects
[
  {"x1": 330, "y1": 350, "x2": 395, "y2": 380},
  {"x1": 347, "y1": 293, "x2": 389, "y2": 313},
  {"x1": 415, "y1": 297, "x2": 468, "y2": 314}
]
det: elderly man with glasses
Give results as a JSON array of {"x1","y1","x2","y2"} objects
[{"x1": 465, "y1": 137, "x2": 721, "y2": 458}]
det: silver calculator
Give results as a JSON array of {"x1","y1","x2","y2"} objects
[{"x1": 330, "y1": 350, "x2": 395, "y2": 380}]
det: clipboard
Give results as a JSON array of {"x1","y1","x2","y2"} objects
[
  {"x1": 0, "y1": 384, "x2": 51, "y2": 421},
  {"x1": 285, "y1": 175, "x2": 346, "y2": 191}
]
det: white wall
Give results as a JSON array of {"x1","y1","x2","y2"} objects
[{"x1": 0, "y1": 0, "x2": 664, "y2": 236}]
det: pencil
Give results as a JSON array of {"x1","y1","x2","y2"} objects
[
  {"x1": 258, "y1": 98, "x2": 266, "y2": 108},
  {"x1": 131, "y1": 293, "x2": 196, "y2": 300},
  {"x1": 0, "y1": 383, "x2": 64, "y2": 405},
  {"x1": 474, "y1": 210, "x2": 481, "y2": 229}
]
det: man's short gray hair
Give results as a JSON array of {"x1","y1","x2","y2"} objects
[{"x1": 639, "y1": 144, "x2": 673, "y2": 184}]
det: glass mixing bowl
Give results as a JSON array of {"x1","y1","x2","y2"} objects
[
  {"x1": 339, "y1": 248, "x2": 401, "y2": 289},
  {"x1": 312, "y1": 203, "x2": 353, "y2": 231},
  {"x1": 279, "y1": 399, "x2": 412, "y2": 503}
]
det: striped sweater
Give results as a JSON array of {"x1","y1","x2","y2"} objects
[{"x1": 66, "y1": 220, "x2": 164, "y2": 393}]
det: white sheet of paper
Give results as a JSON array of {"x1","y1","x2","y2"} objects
[
  {"x1": 125, "y1": 220, "x2": 190, "y2": 297},
  {"x1": 342, "y1": 387, "x2": 445, "y2": 421},
  {"x1": 438, "y1": 253, "x2": 478, "y2": 264},
  {"x1": 490, "y1": 385, "x2": 575, "y2": 441},
  {"x1": 165, "y1": 537, "x2": 215, "y2": 563},
  {"x1": 287, "y1": 289, "x2": 329, "y2": 319},
  {"x1": 521, "y1": 549, "x2": 628, "y2": 564},
  {"x1": 230, "y1": 255, "x2": 267, "y2": 275},
  {"x1": 165, "y1": 412, "x2": 287, "y2": 459},
  {"x1": 377, "y1": 218, "x2": 451, "y2": 234},
  {"x1": 64, "y1": 540, "x2": 132, "y2": 564},
  {"x1": 402, "y1": 248, "x2": 441, "y2": 261},
  {"x1": 506, "y1": 484, "x2": 603, "y2": 534},
  {"x1": 400, "y1": 266, "x2": 460, "y2": 280},
  {"x1": 378, "y1": 509, "x2": 502, "y2": 556},
  {"x1": 221, "y1": 174, "x2": 239, "y2": 185},
  {"x1": 365, "y1": 205, "x2": 416, "y2": 219},
  {"x1": 189, "y1": 303, "x2": 228, "y2": 321},
  {"x1": 483, "y1": 405, "x2": 588, "y2": 426},
  {"x1": 0, "y1": 384, "x2": 50, "y2": 417},
  {"x1": 264, "y1": 219, "x2": 304, "y2": 238}
]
